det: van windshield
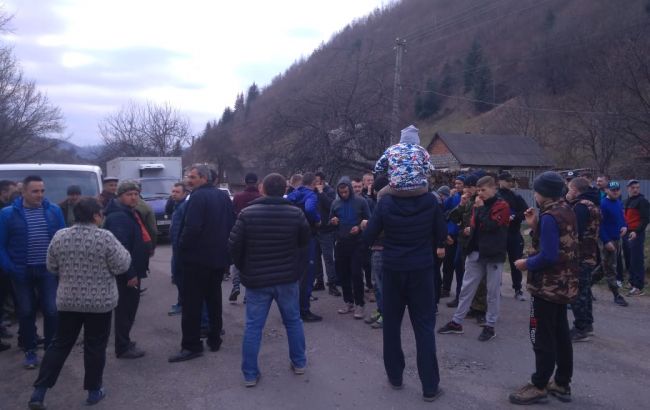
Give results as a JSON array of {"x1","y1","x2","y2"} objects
[
  {"x1": 0, "y1": 170, "x2": 100, "y2": 204},
  {"x1": 139, "y1": 178, "x2": 177, "y2": 200}
]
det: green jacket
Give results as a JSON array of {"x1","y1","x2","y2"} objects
[
  {"x1": 449, "y1": 193, "x2": 476, "y2": 250},
  {"x1": 136, "y1": 198, "x2": 157, "y2": 248}
]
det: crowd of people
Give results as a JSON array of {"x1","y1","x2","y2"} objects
[{"x1": 0, "y1": 125, "x2": 647, "y2": 408}]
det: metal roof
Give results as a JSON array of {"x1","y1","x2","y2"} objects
[{"x1": 431, "y1": 132, "x2": 553, "y2": 168}]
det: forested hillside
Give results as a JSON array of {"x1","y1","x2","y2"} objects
[{"x1": 190, "y1": 0, "x2": 650, "y2": 182}]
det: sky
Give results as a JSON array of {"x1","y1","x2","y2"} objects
[{"x1": 1, "y1": 0, "x2": 391, "y2": 146}]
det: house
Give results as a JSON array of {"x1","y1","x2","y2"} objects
[{"x1": 425, "y1": 132, "x2": 553, "y2": 188}]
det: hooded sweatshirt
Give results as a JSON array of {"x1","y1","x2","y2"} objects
[
  {"x1": 329, "y1": 177, "x2": 370, "y2": 240},
  {"x1": 374, "y1": 125, "x2": 432, "y2": 191}
]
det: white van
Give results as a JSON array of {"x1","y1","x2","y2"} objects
[{"x1": 0, "y1": 164, "x2": 103, "y2": 204}]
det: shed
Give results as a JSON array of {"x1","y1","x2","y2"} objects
[{"x1": 426, "y1": 132, "x2": 553, "y2": 188}]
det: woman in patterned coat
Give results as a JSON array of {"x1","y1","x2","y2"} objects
[{"x1": 27, "y1": 197, "x2": 131, "y2": 409}]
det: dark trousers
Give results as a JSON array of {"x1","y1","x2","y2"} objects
[
  {"x1": 34, "y1": 311, "x2": 111, "y2": 391},
  {"x1": 171, "y1": 252, "x2": 183, "y2": 306},
  {"x1": 507, "y1": 232, "x2": 524, "y2": 291},
  {"x1": 114, "y1": 275, "x2": 140, "y2": 355},
  {"x1": 335, "y1": 238, "x2": 365, "y2": 306},
  {"x1": 441, "y1": 240, "x2": 458, "y2": 292},
  {"x1": 571, "y1": 265, "x2": 593, "y2": 331},
  {"x1": 363, "y1": 249, "x2": 373, "y2": 290},
  {"x1": 0, "y1": 273, "x2": 12, "y2": 321},
  {"x1": 181, "y1": 264, "x2": 224, "y2": 352},
  {"x1": 624, "y1": 231, "x2": 646, "y2": 290},
  {"x1": 529, "y1": 296, "x2": 572, "y2": 389},
  {"x1": 383, "y1": 268, "x2": 440, "y2": 395},
  {"x1": 434, "y1": 255, "x2": 442, "y2": 306},
  {"x1": 299, "y1": 238, "x2": 317, "y2": 314},
  {"x1": 452, "y1": 245, "x2": 466, "y2": 299}
]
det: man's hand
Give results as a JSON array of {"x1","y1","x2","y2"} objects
[
  {"x1": 463, "y1": 227, "x2": 471, "y2": 236},
  {"x1": 474, "y1": 197, "x2": 484, "y2": 208},
  {"x1": 436, "y1": 248, "x2": 445, "y2": 258},
  {"x1": 446, "y1": 235, "x2": 454, "y2": 245},
  {"x1": 330, "y1": 217, "x2": 339, "y2": 226},
  {"x1": 629, "y1": 231, "x2": 637, "y2": 241},
  {"x1": 315, "y1": 184, "x2": 324, "y2": 194},
  {"x1": 350, "y1": 226, "x2": 360, "y2": 235},
  {"x1": 514, "y1": 259, "x2": 528, "y2": 271},
  {"x1": 524, "y1": 208, "x2": 538, "y2": 227},
  {"x1": 360, "y1": 220, "x2": 368, "y2": 230},
  {"x1": 620, "y1": 227, "x2": 627, "y2": 237},
  {"x1": 605, "y1": 241, "x2": 615, "y2": 252},
  {"x1": 127, "y1": 277, "x2": 139, "y2": 288}
]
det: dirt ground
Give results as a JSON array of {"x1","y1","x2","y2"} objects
[{"x1": 1, "y1": 244, "x2": 649, "y2": 409}]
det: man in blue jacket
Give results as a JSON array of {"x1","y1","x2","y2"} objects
[
  {"x1": 363, "y1": 189, "x2": 446, "y2": 402},
  {"x1": 287, "y1": 172, "x2": 323, "y2": 322},
  {"x1": 594, "y1": 181, "x2": 628, "y2": 307},
  {"x1": 169, "y1": 165, "x2": 235, "y2": 362},
  {"x1": 0, "y1": 175, "x2": 65, "y2": 369}
]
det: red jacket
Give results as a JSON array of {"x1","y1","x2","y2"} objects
[{"x1": 233, "y1": 186, "x2": 262, "y2": 215}]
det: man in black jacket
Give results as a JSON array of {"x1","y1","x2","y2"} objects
[
  {"x1": 313, "y1": 172, "x2": 340, "y2": 296},
  {"x1": 169, "y1": 165, "x2": 235, "y2": 363},
  {"x1": 229, "y1": 173, "x2": 311, "y2": 387},
  {"x1": 497, "y1": 172, "x2": 529, "y2": 301},
  {"x1": 104, "y1": 181, "x2": 149, "y2": 359}
]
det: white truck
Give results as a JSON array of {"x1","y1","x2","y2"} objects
[{"x1": 106, "y1": 157, "x2": 183, "y2": 237}]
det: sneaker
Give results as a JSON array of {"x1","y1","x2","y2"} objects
[
  {"x1": 616, "y1": 280, "x2": 623, "y2": 288},
  {"x1": 437, "y1": 321, "x2": 463, "y2": 334},
  {"x1": 364, "y1": 310, "x2": 381, "y2": 324},
  {"x1": 167, "y1": 304, "x2": 182, "y2": 316},
  {"x1": 388, "y1": 379, "x2": 404, "y2": 390},
  {"x1": 28, "y1": 386, "x2": 47, "y2": 410},
  {"x1": 570, "y1": 327, "x2": 590, "y2": 343},
  {"x1": 244, "y1": 374, "x2": 260, "y2": 387},
  {"x1": 313, "y1": 281, "x2": 325, "y2": 291},
  {"x1": 547, "y1": 380, "x2": 571, "y2": 402},
  {"x1": 440, "y1": 289, "x2": 451, "y2": 298},
  {"x1": 478, "y1": 326, "x2": 496, "y2": 341},
  {"x1": 86, "y1": 388, "x2": 106, "y2": 405},
  {"x1": 229, "y1": 288, "x2": 240, "y2": 304},
  {"x1": 423, "y1": 388, "x2": 443, "y2": 402},
  {"x1": 446, "y1": 299, "x2": 458, "y2": 308},
  {"x1": 628, "y1": 288, "x2": 645, "y2": 297},
  {"x1": 116, "y1": 347, "x2": 145, "y2": 359},
  {"x1": 24, "y1": 350, "x2": 39, "y2": 369},
  {"x1": 328, "y1": 286, "x2": 342, "y2": 297},
  {"x1": 290, "y1": 362, "x2": 306, "y2": 375},
  {"x1": 584, "y1": 324, "x2": 594, "y2": 336},
  {"x1": 338, "y1": 303, "x2": 354, "y2": 314},
  {"x1": 309, "y1": 295, "x2": 318, "y2": 302},
  {"x1": 353, "y1": 305, "x2": 365, "y2": 320},
  {"x1": 300, "y1": 311, "x2": 323, "y2": 322},
  {"x1": 509, "y1": 383, "x2": 548, "y2": 405},
  {"x1": 614, "y1": 294, "x2": 629, "y2": 306},
  {"x1": 371, "y1": 316, "x2": 383, "y2": 329},
  {"x1": 476, "y1": 315, "x2": 487, "y2": 327},
  {"x1": 515, "y1": 290, "x2": 527, "y2": 301}
]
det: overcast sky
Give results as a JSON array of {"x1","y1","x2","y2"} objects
[{"x1": 2, "y1": 0, "x2": 390, "y2": 146}]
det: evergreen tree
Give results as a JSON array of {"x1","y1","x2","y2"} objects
[
  {"x1": 415, "y1": 79, "x2": 440, "y2": 119},
  {"x1": 245, "y1": 83, "x2": 260, "y2": 106},
  {"x1": 234, "y1": 93, "x2": 245, "y2": 113},
  {"x1": 464, "y1": 40, "x2": 484, "y2": 92},
  {"x1": 220, "y1": 106, "x2": 234, "y2": 125},
  {"x1": 473, "y1": 64, "x2": 493, "y2": 112}
]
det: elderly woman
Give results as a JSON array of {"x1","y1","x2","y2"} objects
[{"x1": 28, "y1": 197, "x2": 131, "y2": 409}]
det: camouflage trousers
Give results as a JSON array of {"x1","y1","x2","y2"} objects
[
  {"x1": 592, "y1": 240, "x2": 620, "y2": 295},
  {"x1": 570, "y1": 264, "x2": 594, "y2": 331}
]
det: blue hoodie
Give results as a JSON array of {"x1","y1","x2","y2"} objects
[
  {"x1": 286, "y1": 186, "x2": 321, "y2": 226},
  {"x1": 599, "y1": 196, "x2": 626, "y2": 243}
]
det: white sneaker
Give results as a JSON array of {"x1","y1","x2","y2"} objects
[
  {"x1": 616, "y1": 280, "x2": 623, "y2": 288},
  {"x1": 338, "y1": 303, "x2": 354, "y2": 314},
  {"x1": 353, "y1": 305, "x2": 365, "y2": 319},
  {"x1": 515, "y1": 290, "x2": 527, "y2": 301}
]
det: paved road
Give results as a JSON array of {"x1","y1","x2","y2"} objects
[{"x1": 1, "y1": 245, "x2": 649, "y2": 409}]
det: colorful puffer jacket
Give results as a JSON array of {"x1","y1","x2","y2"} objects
[{"x1": 374, "y1": 143, "x2": 432, "y2": 191}]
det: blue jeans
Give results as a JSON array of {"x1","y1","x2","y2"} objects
[
  {"x1": 316, "y1": 231, "x2": 337, "y2": 286},
  {"x1": 12, "y1": 266, "x2": 58, "y2": 351},
  {"x1": 371, "y1": 250, "x2": 384, "y2": 313},
  {"x1": 242, "y1": 282, "x2": 306, "y2": 381}
]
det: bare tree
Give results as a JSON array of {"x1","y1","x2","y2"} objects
[{"x1": 99, "y1": 101, "x2": 191, "y2": 158}]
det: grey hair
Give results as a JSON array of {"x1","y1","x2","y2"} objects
[{"x1": 190, "y1": 164, "x2": 214, "y2": 183}]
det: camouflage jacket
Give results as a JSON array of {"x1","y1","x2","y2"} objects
[
  {"x1": 527, "y1": 200, "x2": 579, "y2": 304},
  {"x1": 569, "y1": 196, "x2": 601, "y2": 268},
  {"x1": 449, "y1": 193, "x2": 476, "y2": 250}
]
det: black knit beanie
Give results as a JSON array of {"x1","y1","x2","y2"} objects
[{"x1": 533, "y1": 171, "x2": 565, "y2": 199}]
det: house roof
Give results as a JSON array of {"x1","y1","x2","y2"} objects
[{"x1": 430, "y1": 132, "x2": 553, "y2": 168}]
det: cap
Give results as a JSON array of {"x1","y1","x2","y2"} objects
[
  {"x1": 244, "y1": 173, "x2": 258, "y2": 184},
  {"x1": 497, "y1": 171, "x2": 514, "y2": 181},
  {"x1": 103, "y1": 176, "x2": 118, "y2": 183},
  {"x1": 627, "y1": 179, "x2": 639, "y2": 187},
  {"x1": 437, "y1": 185, "x2": 451, "y2": 197},
  {"x1": 117, "y1": 180, "x2": 140, "y2": 196},
  {"x1": 66, "y1": 185, "x2": 81, "y2": 195},
  {"x1": 608, "y1": 181, "x2": 621, "y2": 190}
]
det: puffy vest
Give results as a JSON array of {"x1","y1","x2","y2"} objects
[
  {"x1": 570, "y1": 198, "x2": 601, "y2": 268},
  {"x1": 527, "y1": 200, "x2": 579, "y2": 304}
]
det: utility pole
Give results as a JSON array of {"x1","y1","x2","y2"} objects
[{"x1": 390, "y1": 37, "x2": 407, "y2": 145}]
